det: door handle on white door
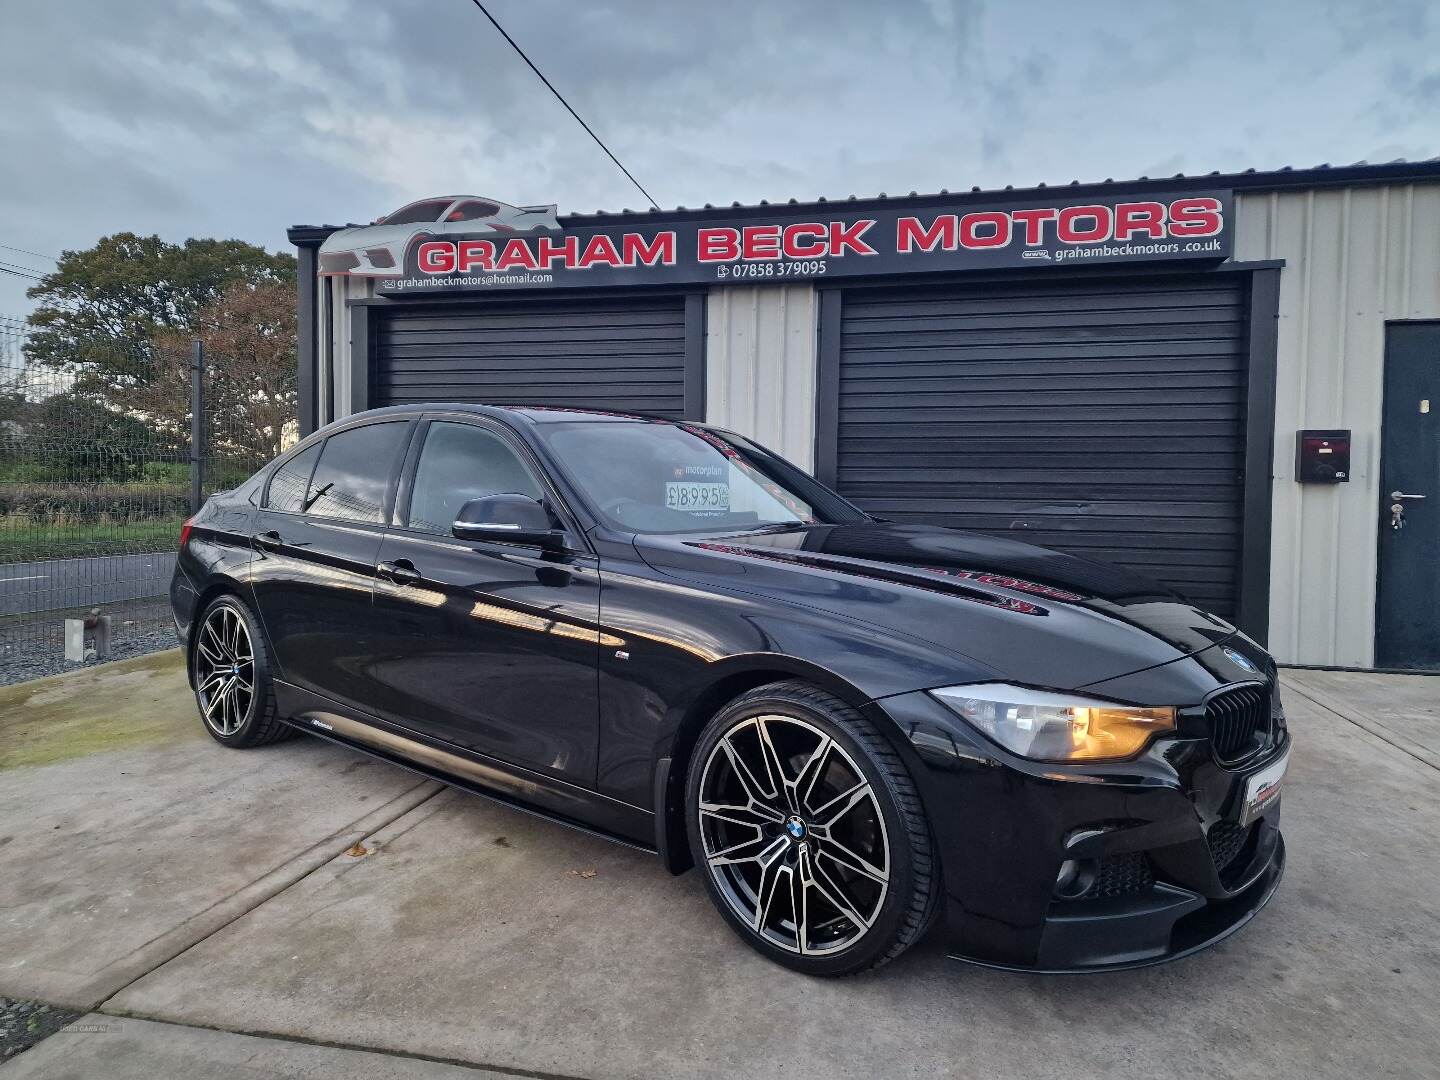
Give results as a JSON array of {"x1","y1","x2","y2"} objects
[{"x1": 1391, "y1": 491, "x2": 1427, "y2": 500}]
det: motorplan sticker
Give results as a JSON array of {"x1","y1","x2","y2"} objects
[
  {"x1": 666, "y1": 463, "x2": 729, "y2": 514},
  {"x1": 665, "y1": 482, "x2": 730, "y2": 512}
]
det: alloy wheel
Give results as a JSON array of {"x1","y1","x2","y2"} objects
[
  {"x1": 195, "y1": 604, "x2": 255, "y2": 737},
  {"x1": 697, "y1": 714, "x2": 891, "y2": 955}
]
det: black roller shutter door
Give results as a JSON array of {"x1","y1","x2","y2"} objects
[
  {"x1": 834, "y1": 275, "x2": 1248, "y2": 619},
  {"x1": 374, "y1": 296, "x2": 690, "y2": 417}
]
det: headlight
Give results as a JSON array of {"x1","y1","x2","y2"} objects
[{"x1": 930, "y1": 683, "x2": 1176, "y2": 763}]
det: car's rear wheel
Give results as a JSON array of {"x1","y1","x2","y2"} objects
[
  {"x1": 685, "y1": 681, "x2": 940, "y2": 975},
  {"x1": 192, "y1": 595, "x2": 291, "y2": 748}
]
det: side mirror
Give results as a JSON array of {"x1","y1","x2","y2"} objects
[{"x1": 452, "y1": 493, "x2": 568, "y2": 552}]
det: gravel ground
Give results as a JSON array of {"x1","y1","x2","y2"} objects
[
  {"x1": 0, "y1": 998, "x2": 83, "y2": 1062},
  {"x1": 0, "y1": 600, "x2": 179, "y2": 687}
]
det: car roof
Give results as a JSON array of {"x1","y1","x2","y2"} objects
[
  {"x1": 344, "y1": 402, "x2": 705, "y2": 427},
  {"x1": 391, "y1": 195, "x2": 508, "y2": 211}
]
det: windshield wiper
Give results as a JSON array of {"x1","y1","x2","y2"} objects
[{"x1": 302, "y1": 482, "x2": 333, "y2": 512}]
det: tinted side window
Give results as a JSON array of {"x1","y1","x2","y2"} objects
[
  {"x1": 307, "y1": 422, "x2": 408, "y2": 524},
  {"x1": 405, "y1": 422, "x2": 543, "y2": 534},
  {"x1": 449, "y1": 200, "x2": 499, "y2": 221},
  {"x1": 384, "y1": 199, "x2": 451, "y2": 225},
  {"x1": 265, "y1": 443, "x2": 320, "y2": 512}
]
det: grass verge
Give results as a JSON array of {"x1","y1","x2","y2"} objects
[
  {"x1": 0, "y1": 517, "x2": 185, "y2": 561},
  {"x1": 0, "y1": 650, "x2": 198, "y2": 769}
]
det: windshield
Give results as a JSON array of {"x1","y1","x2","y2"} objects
[
  {"x1": 536, "y1": 420, "x2": 868, "y2": 534},
  {"x1": 383, "y1": 199, "x2": 453, "y2": 225}
]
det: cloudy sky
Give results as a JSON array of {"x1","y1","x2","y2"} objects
[{"x1": 1, "y1": 0, "x2": 1437, "y2": 315}]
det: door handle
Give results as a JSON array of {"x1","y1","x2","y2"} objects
[
  {"x1": 377, "y1": 559, "x2": 422, "y2": 586},
  {"x1": 252, "y1": 530, "x2": 282, "y2": 551},
  {"x1": 1391, "y1": 491, "x2": 1427, "y2": 500}
]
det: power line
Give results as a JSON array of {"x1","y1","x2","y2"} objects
[
  {"x1": 465, "y1": 0, "x2": 660, "y2": 211},
  {"x1": 0, "y1": 265, "x2": 43, "y2": 281},
  {"x1": 0, "y1": 258, "x2": 46, "y2": 275},
  {"x1": 0, "y1": 241, "x2": 57, "y2": 264}
]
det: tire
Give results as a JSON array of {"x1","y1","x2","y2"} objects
[
  {"x1": 685, "y1": 680, "x2": 940, "y2": 976},
  {"x1": 191, "y1": 594, "x2": 292, "y2": 748}
]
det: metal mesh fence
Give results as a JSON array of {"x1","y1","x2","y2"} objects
[
  {"x1": 0, "y1": 317, "x2": 294, "y2": 684},
  {"x1": 200, "y1": 337, "x2": 298, "y2": 501}
]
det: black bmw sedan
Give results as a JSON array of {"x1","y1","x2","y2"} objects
[{"x1": 171, "y1": 403, "x2": 1288, "y2": 975}]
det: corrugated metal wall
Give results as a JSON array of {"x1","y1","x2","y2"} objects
[
  {"x1": 705, "y1": 285, "x2": 817, "y2": 469},
  {"x1": 323, "y1": 274, "x2": 376, "y2": 427},
  {"x1": 1235, "y1": 183, "x2": 1440, "y2": 666}
]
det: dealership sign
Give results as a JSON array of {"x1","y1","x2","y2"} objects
[{"x1": 318, "y1": 190, "x2": 1233, "y2": 294}]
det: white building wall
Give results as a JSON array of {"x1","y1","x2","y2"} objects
[
  {"x1": 1235, "y1": 183, "x2": 1440, "y2": 666},
  {"x1": 324, "y1": 274, "x2": 375, "y2": 426},
  {"x1": 704, "y1": 284, "x2": 818, "y2": 469}
]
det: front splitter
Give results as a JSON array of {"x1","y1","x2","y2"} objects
[{"x1": 946, "y1": 835, "x2": 1286, "y2": 975}]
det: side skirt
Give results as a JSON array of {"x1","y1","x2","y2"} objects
[{"x1": 274, "y1": 680, "x2": 656, "y2": 854}]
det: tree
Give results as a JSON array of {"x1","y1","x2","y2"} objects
[
  {"x1": 115, "y1": 281, "x2": 298, "y2": 470},
  {"x1": 23, "y1": 234, "x2": 295, "y2": 389},
  {"x1": 0, "y1": 388, "x2": 164, "y2": 483}
]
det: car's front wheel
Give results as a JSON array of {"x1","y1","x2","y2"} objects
[
  {"x1": 685, "y1": 681, "x2": 939, "y2": 975},
  {"x1": 192, "y1": 594, "x2": 292, "y2": 748}
]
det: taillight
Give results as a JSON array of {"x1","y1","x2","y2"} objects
[{"x1": 179, "y1": 517, "x2": 195, "y2": 549}]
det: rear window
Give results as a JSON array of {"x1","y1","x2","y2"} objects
[
  {"x1": 264, "y1": 443, "x2": 320, "y2": 513},
  {"x1": 305, "y1": 422, "x2": 409, "y2": 524}
]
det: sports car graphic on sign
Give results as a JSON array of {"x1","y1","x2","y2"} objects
[{"x1": 318, "y1": 196, "x2": 561, "y2": 277}]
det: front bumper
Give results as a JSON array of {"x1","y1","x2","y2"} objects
[
  {"x1": 866, "y1": 688, "x2": 1288, "y2": 972},
  {"x1": 1010, "y1": 827, "x2": 1284, "y2": 973},
  {"x1": 318, "y1": 245, "x2": 406, "y2": 278}
]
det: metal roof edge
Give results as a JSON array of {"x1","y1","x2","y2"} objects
[
  {"x1": 287, "y1": 225, "x2": 336, "y2": 245},
  {"x1": 289, "y1": 157, "x2": 1440, "y2": 240}
]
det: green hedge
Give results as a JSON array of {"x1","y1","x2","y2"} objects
[{"x1": 0, "y1": 483, "x2": 192, "y2": 521}]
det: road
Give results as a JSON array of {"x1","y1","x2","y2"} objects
[{"x1": 0, "y1": 552, "x2": 176, "y2": 616}]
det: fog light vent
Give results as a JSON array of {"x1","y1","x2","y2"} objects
[{"x1": 1081, "y1": 853, "x2": 1154, "y2": 900}]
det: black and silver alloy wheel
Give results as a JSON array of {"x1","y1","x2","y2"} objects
[
  {"x1": 687, "y1": 681, "x2": 939, "y2": 976},
  {"x1": 196, "y1": 603, "x2": 254, "y2": 736},
  {"x1": 699, "y1": 714, "x2": 890, "y2": 956},
  {"x1": 191, "y1": 595, "x2": 291, "y2": 748}
]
